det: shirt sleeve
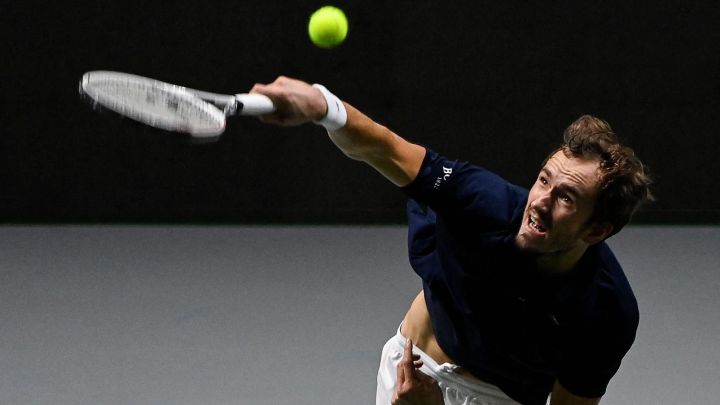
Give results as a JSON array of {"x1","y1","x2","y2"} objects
[{"x1": 401, "y1": 148, "x2": 527, "y2": 228}]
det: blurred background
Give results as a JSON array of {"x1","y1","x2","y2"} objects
[{"x1": 2, "y1": 0, "x2": 718, "y2": 224}]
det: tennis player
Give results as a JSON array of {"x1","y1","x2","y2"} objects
[{"x1": 250, "y1": 77, "x2": 653, "y2": 405}]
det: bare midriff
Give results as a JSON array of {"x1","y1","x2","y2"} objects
[{"x1": 400, "y1": 290, "x2": 485, "y2": 382}]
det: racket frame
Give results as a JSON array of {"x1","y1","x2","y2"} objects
[{"x1": 79, "y1": 71, "x2": 273, "y2": 138}]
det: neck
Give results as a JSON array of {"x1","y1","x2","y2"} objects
[{"x1": 534, "y1": 244, "x2": 588, "y2": 274}]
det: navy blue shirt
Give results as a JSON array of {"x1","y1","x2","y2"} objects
[{"x1": 402, "y1": 149, "x2": 639, "y2": 405}]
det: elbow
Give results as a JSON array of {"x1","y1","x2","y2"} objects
[
  {"x1": 328, "y1": 121, "x2": 395, "y2": 163},
  {"x1": 341, "y1": 148, "x2": 366, "y2": 162}
]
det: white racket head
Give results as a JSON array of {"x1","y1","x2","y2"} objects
[{"x1": 79, "y1": 71, "x2": 227, "y2": 138}]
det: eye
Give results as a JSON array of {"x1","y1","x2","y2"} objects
[
  {"x1": 538, "y1": 176, "x2": 548, "y2": 185},
  {"x1": 560, "y1": 194, "x2": 573, "y2": 204}
]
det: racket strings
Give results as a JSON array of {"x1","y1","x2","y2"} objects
[{"x1": 82, "y1": 72, "x2": 226, "y2": 136}]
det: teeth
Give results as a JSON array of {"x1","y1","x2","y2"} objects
[{"x1": 529, "y1": 215, "x2": 546, "y2": 232}]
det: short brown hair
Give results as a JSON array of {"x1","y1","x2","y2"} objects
[{"x1": 546, "y1": 115, "x2": 653, "y2": 237}]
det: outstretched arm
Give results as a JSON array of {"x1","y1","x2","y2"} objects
[{"x1": 250, "y1": 76, "x2": 426, "y2": 187}]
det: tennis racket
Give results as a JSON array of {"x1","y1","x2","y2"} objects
[{"x1": 79, "y1": 71, "x2": 276, "y2": 140}]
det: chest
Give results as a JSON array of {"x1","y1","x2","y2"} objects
[{"x1": 436, "y1": 233, "x2": 594, "y2": 371}]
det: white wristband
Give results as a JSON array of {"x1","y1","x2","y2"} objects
[{"x1": 312, "y1": 84, "x2": 347, "y2": 130}]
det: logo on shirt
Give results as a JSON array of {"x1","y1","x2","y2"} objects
[{"x1": 433, "y1": 166, "x2": 453, "y2": 189}]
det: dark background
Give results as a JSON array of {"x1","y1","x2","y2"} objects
[{"x1": 2, "y1": 1, "x2": 719, "y2": 224}]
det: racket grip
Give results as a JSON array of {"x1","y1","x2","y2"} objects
[{"x1": 235, "y1": 93, "x2": 276, "y2": 115}]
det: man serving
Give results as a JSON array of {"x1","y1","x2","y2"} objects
[{"x1": 250, "y1": 77, "x2": 652, "y2": 405}]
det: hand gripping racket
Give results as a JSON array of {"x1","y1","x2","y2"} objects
[{"x1": 79, "y1": 71, "x2": 276, "y2": 141}]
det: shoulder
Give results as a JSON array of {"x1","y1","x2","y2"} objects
[
  {"x1": 403, "y1": 148, "x2": 528, "y2": 226},
  {"x1": 555, "y1": 244, "x2": 639, "y2": 397},
  {"x1": 594, "y1": 243, "x2": 639, "y2": 332},
  {"x1": 569, "y1": 243, "x2": 639, "y2": 356}
]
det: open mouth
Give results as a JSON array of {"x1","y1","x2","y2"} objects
[{"x1": 528, "y1": 214, "x2": 548, "y2": 234}]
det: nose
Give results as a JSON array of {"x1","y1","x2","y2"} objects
[{"x1": 531, "y1": 190, "x2": 552, "y2": 214}]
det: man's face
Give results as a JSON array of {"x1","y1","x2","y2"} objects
[{"x1": 515, "y1": 151, "x2": 603, "y2": 255}]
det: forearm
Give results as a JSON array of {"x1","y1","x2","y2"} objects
[
  {"x1": 249, "y1": 76, "x2": 425, "y2": 186},
  {"x1": 327, "y1": 102, "x2": 425, "y2": 186}
]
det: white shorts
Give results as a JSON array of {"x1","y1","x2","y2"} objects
[{"x1": 376, "y1": 325, "x2": 522, "y2": 405}]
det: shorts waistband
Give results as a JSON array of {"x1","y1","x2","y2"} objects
[{"x1": 393, "y1": 324, "x2": 517, "y2": 402}]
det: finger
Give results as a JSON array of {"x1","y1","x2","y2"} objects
[
  {"x1": 249, "y1": 82, "x2": 284, "y2": 102},
  {"x1": 249, "y1": 83, "x2": 270, "y2": 95},
  {"x1": 404, "y1": 338, "x2": 414, "y2": 359},
  {"x1": 257, "y1": 114, "x2": 283, "y2": 125},
  {"x1": 395, "y1": 345, "x2": 407, "y2": 385},
  {"x1": 400, "y1": 339, "x2": 416, "y2": 381},
  {"x1": 413, "y1": 359, "x2": 424, "y2": 369},
  {"x1": 396, "y1": 359, "x2": 405, "y2": 386},
  {"x1": 391, "y1": 391, "x2": 407, "y2": 405}
]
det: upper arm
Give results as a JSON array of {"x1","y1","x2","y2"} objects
[
  {"x1": 327, "y1": 102, "x2": 426, "y2": 187},
  {"x1": 364, "y1": 131, "x2": 426, "y2": 187},
  {"x1": 550, "y1": 380, "x2": 601, "y2": 405}
]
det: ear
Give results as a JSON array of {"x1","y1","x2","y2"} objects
[{"x1": 582, "y1": 222, "x2": 613, "y2": 245}]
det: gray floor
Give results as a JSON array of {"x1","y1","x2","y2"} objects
[{"x1": 1, "y1": 226, "x2": 718, "y2": 405}]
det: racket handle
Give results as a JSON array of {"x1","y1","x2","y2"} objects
[{"x1": 235, "y1": 93, "x2": 276, "y2": 115}]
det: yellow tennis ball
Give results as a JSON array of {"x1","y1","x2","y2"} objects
[{"x1": 308, "y1": 6, "x2": 348, "y2": 48}]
